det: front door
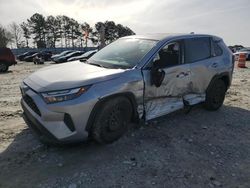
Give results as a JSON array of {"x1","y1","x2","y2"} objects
[{"x1": 142, "y1": 41, "x2": 192, "y2": 120}]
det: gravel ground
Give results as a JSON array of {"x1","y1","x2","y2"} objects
[{"x1": 0, "y1": 61, "x2": 249, "y2": 188}]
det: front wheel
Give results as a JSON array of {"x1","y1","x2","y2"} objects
[
  {"x1": 0, "y1": 63, "x2": 9, "y2": 73},
  {"x1": 204, "y1": 79, "x2": 226, "y2": 111},
  {"x1": 91, "y1": 97, "x2": 132, "y2": 144}
]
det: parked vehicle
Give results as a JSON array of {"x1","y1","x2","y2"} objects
[
  {"x1": 21, "y1": 34, "x2": 234, "y2": 144},
  {"x1": 17, "y1": 51, "x2": 37, "y2": 61},
  {"x1": 51, "y1": 50, "x2": 74, "y2": 61},
  {"x1": 53, "y1": 51, "x2": 85, "y2": 63},
  {"x1": 39, "y1": 50, "x2": 53, "y2": 61},
  {"x1": 68, "y1": 50, "x2": 98, "y2": 62},
  {"x1": 23, "y1": 53, "x2": 39, "y2": 62},
  {"x1": 32, "y1": 51, "x2": 53, "y2": 64},
  {"x1": 33, "y1": 56, "x2": 45, "y2": 65},
  {"x1": 0, "y1": 47, "x2": 17, "y2": 72},
  {"x1": 234, "y1": 48, "x2": 250, "y2": 60}
]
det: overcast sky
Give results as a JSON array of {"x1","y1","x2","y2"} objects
[{"x1": 0, "y1": 0, "x2": 250, "y2": 46}]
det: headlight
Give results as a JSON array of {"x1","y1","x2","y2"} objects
[{"x1": 41, "y1": 86, "x2": 90, "y2": 104}]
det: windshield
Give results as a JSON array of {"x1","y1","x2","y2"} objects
[
  {"x1": 66, "y1": 51, "x2": 80, "y2": 57},
  {"x1": 60, "y1": 51, "x2": 72, "y2": 56},
  {"x1": 83, "y1": 50, "x2": 97, "y2": 57},
  {"x1": 88, "y1": 38, "x2": 157, "y2": 69}
]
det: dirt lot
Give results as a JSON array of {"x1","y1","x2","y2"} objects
[{"x1": 0, "y1": 61, "x2": 250, "y2": 188}]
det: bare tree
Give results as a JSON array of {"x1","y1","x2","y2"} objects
[
  {"x1": 20, "y1": 22, "x2": 30, "y2": 48},
  {"x1": 9, "y1": 22, "x2": 22, "y2": 48},
  {"x1": 5, "y1": 13, "x2": 136, "y2": 48},
  {"x1": 0, "y1": 25, "x2": 13, "y2": 48}
]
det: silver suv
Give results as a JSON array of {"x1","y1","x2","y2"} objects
[{"x1": 20, "y1": 34, "x2": 234, "y2": 144}]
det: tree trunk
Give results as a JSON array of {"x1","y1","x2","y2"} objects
[
  {"x1": 26, "y1": 38, "x2": 29, "y2": 48},
  {"x1": 71, "y1": 32, "x2": 74, "y2": 47},
  {"x1": 100, "y1": 24, "x2": 106, "y2": 49}
]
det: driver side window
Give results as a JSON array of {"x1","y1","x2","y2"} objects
[{"x1": 154, "y1": 41, "x2": 182, "y2": 68}]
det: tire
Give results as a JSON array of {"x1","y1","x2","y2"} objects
[
  {"x1": 91, "y1": 97, "x2": 133, "y2": 144},
  {"x1": 204, "y1": 79, "x2": 226, "y2": 111},
  {"x1": 0, "y1": 63, "x2": 9, "y2": 73}
]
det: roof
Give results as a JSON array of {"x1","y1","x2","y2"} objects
[{"x1": 123, "y1": 33, "x2": 219, "y2": 41}]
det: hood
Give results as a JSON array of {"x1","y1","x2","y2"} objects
[{"x1": 24, "y1": 61, "x2": 125, "y2": 92}]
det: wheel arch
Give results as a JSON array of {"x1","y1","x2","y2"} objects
[
  {"x1": 0, "y1": 62, "x2": 9, "y2": 72},
  {"x1": 85, "y1": 92, "x2": 139, "y2": 132},
  {"x1": 206, "y1": 72, "x2": 231, "y2": 92}
]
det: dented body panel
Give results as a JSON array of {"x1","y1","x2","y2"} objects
[{"x1": 143, "y1": 63, "x2": 192, "y2": 120}]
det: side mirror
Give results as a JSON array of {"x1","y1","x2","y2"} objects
[{"x1": 151, "y1": 60, "x2": 165, "y2": 87}]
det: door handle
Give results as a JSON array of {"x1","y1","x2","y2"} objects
[
  {"x1": 176, "y1": 72, "x2": 189, "y2": 78},
  {"x1": 211, "y1": 63, "x2": 218, "y2": 68}
]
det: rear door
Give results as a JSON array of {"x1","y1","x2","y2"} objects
[
  {"x1": 183, "y1": 37, "x2": 217, "y2": 104},
  {"x1": 142, "y1": 40, "x2": 192, "y2": 120}
]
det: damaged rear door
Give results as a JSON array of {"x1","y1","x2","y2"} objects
[{"x1": 142, "y1": 40, "x2": 192, "y2": 120}]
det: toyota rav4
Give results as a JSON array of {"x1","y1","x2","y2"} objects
[{"x1": 20, "y1": 34, "x2": 234, "y2": 144}]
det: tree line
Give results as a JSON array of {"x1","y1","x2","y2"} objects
[{"x1": 0, "y1": 13, "x2": 135, "y2": 49}]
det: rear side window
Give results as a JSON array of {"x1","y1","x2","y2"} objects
[
  {"x1": 184, "y1": 37, "x2": 211, "y2": 63},
  {"x1": 212, "y1": 40, "x2": 223, "y2": 57}
]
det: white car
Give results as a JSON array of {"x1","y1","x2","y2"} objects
[
  {"x1": 234, "y1": 48, "x2": 250, "y2": 61},
  {"x1": 68, "y1": 50, "x2": 98, "y2": 62},
  {"x1": 51, "y1": 50, "x2": 74, "y2": 60}
]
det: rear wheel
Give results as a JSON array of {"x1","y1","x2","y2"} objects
[
  {"x1": 0, "y1": 63, "x2": 9, "y2": 73},
  {"x1": 204, "y1": 79, "x2": 226, "y2": 111},
  {"x1": 91, "y1": 97, "x2": 132, "y2": 144}
]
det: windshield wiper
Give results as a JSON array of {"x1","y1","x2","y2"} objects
[
  {"x1": 79, "y1": 58, "x2": 87, "y2": 62},
  {"x1": 86, "y1": 61, "x2": 104, "y2": 68},
  {"x1": 90, "y1": 63, "x2": 103, "y2": 68}
]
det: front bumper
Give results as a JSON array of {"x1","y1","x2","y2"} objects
[
  {"x1": 20, "y1": 87, "x2": 96, "y2": 144},
  {"x1": 22, "y1": 102, "x2": 59, "y2": 144}
]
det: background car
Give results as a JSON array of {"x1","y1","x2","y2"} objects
[
  {"x1": 23, "y1": 53, "x2": 39, "y2": 62},
  {"x1": 53, "y1": 51, "x2": 85, "y2": 63},
  {"x1": 0, "y1": 47, "x2": 17, "y2": 72},
  {"x1": 68, "y1": 50, "x2": 98, "y2": 62},
  {"x1": 38, "y1": 50, "x2": 53, "y2": 61},
  {"x1": 51, "y1": 50, "x2": 74, "y2": 61},
  {"x1": 33, "y1": 56, "x2": 45, "y2": 65},
  {"x1": 17, "y1": 51, "x2": 37, "y2": 61},
  {"x1": 234, "y1": 48, "x2": 250, "y2": 60}
]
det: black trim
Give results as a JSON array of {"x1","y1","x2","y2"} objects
[
  {"x1": 206, "y1": 72, "x2": 231, "y2": 92},
  {"x1": 23, "y1": 94, "x2": 41, "y2": 116},
  {"x1": 21, "y1": 100, "x2": 59, "y2": 143},
  {"x1": 85, "y1": 92, "x2": 139, "y2": 132},
  {"x1": 64, "y1": 113, "x2": 76, "y2": 132}
]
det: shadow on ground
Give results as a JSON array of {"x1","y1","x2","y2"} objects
[
  {"x1": 0, "y1": 105, "x2": 250, "y2": 188},
  {"x1": 0, "y1": 70, "x2": 13, "y2": 74}
]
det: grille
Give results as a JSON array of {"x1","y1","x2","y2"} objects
[{"x1": 23, "y1": 94, "x2": 41, "y2": 116}]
